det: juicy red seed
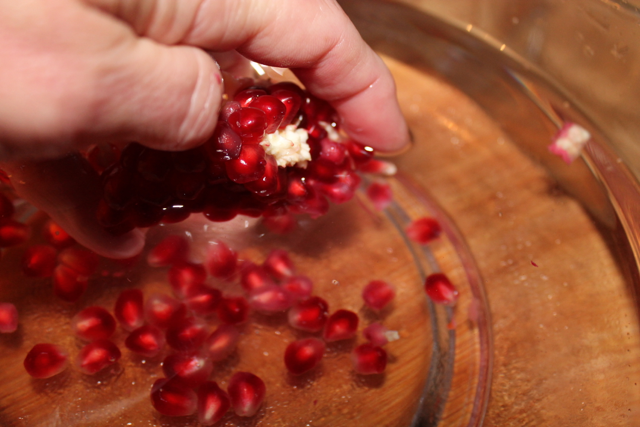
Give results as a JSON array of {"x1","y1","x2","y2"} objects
[
  {"x1": 220, "y1": 100, "x2": 242, "y2": 121},
  {"x1": 319, "y1": 138, "x2": 347, "y2": 164},
  {"x1": 72, "y1": 306, "x2": 117, "y2": 341},
  {"x1": 281, "y1": 275, "x2": 313, "y2": 301},
  {"x1": 317, "y1": 170, "x2": 361, "y2": 204},
  {"x1": 24, "y1": 343, "x2": 68, "y2": 378},
  {"x1": 262, "y1": 211, "x2": 296, "y2": 234},
  {"x1": 145, "y1": 293, "x2": 188, "y2": 329},
  {"x1": 52, "y1": 264, "x2": 88, "y2": 302},
  {"x1": 204, "y1": 324, "x2": 240, "y2": 362},
  {"x1": 197, "y1": 382, "x2": 231, "y2": 426},
  {"x1": 323, "y1": 309, "x2": 359, "y2": 342},
  {"x1": 263, "y1": 248, "x2": 295, "y2": 280},
  {"x1": 288, "y1": 296, "x2": 329, "y2": 332},
  {"x1": 205, "y1": 240, "x2": 237, "y2": 279},
  {"x1": 86, "y1": 143, "x2": 120, "y2": 174},
  {"x1": 42, "y1": 219, "x2": 76, "y2": 249},
  {"x1": 358, "y1": 159, "x2": 397, "y2": 175},
  {"x1": 125, "y1": 324, "x2": 165, "y2": 357},
  {"x1": 163, "y1": 352, "x2": 213, "y2": 388},
  {"x1": 284, "y1": 338, "x2": 325, "y2": 375},
  {"x1": 76, "y1": 339, "x2": 121, "y2": 375},
  {"x1": 365, "y1": 181, "x2": 393, "y2": 211},
  {"x1": 185, "y1": 285, "x2": 222, "y2": 316},
  {"x1": 217, "y1": 296, "x2": 250, "y2": 325},
  {"x1": 225, "y1": 144, "x2": 267, "y2": 184},
  {"x1": 269, "y1": 89, "x2": 302, "y2": 128},
  {"x1": 286, "y1": 174, "x2": 311, "y2": 201},
  {"x1": 406, "y1": 217, "x2": 442, "y2": 245},
  {"x1": 240, "y1": 261, "x2": 275, "y2": 293},
  {"x1": 425, "y1": 273, "x2": 459, "y2": 305},
  {"x1": 233, "y1": 88, "x2": 267, "y2": 107},
  {"x1": 248, "y1": 285, "x2": 292, "y2": 313},
  {"x1": 21, "y1": 244, "x2": 57, "y2": 278},
  {"x1": 362, "y1": 280, "x2": 396, "y2": 311},
  {"x1": 244, "y1": 154, "x2": 284, "y2": 197},
  {"x1": 147, "y1": 234, "x2": 190, "y2": 268},
  {"x1": 351, "y1": 343, "x2": 387, "y2": 375},
  {"x1": 249, "y1": 95, "x2": 286, "y2": 133},
  {"x1": 0, "y1": 219, "x2": 29, "y2": 247},
  {"x1": 168, "y1": 262, "x2": 207, "y2": 297},
  {"x1": 165, "y1": 317, "x2": 209, "y2": 352},
  {"x1": 346, "y1": 140, "x2": 375, "y2": 167},
  {"x1": 289, "y1": 188, "x2": 330, "y2": 219},
  {"x1": 307, "y1": 158, "x2": 340, "y2": 183},
  {"x1": 136, "y1": 148, "x2": 172, "y2": 182},
  {"x1": 363, "y1": 322, "x2": 391, "y2": 347},
  {"x1": 0, "y1": 302, "x2": 18, "y2": 333},
  {"x1": 227, "y1": 107, "x2": 268, "y2": 142},
  {"x1": 58, "y1": 247, "x2": 99, "y2": 276},
  {"x1": 151, "y1": 378, "x2": 198, "y2": 417},
  {"x1": 0, "y1": 192, "x2": 14, "y2": 219},
  {"x1": 114, "y1": 289, "x2": 145, "y2": 331},
  {"x1": 227, "y1": 371, "x2": 266, "y2": 417},
  {"x1": 206, "y1": 122, "x2": 243, "y2": 162}
]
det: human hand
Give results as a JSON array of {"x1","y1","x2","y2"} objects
[{"x1": 0, "y1": 0, "x2": 409, "y2": 258}]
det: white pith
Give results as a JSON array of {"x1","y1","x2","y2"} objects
[{"x1": 260, "y1": 125, "x2": 312, "y2": 168}]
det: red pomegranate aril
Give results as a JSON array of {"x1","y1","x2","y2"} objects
[
  {"x1": 244, "y1": 154, "x2": 284, "y2": 197},
  {"x1": 263, "y1": 248, "x2": 295, "y2": 280},
  {"x1": 281, "y1": 275, "x2": 313, "y2": 301},
  {"x1": 240, "y1": 261, "x2": 275, "y2": 293},
  {"x1": 425, "y1": 273, "x2": 459, "y2": 306},
  {"x1": 234, "y1": 88, "x2": 267, "y2": 107},
  {"x1": 185, "y1": 285, "x2": 222, "y2": 316},
  {"x1": 217, "y1": 296, "x2": 250, "y2": 325},
  {"x1": 249, "y1": 95, "x2": 286, "y2": 133},
  {"x1": 163, "y1": 351, "x2": 213, "y2": 388},
  {"x1": 307, "y1": 158, "x2": 340, "y2": 183},
  {"x1": 362, "y1": 280, "x2": 395, "y2": 311},
  {"x1": 225, "y1": 144, "x2": 267, "y2": 183},
  {"x1": 206, "y1": 122, "x2": 243, "y2": 162},
  {"x1": 363, "y1": 322, "x2": 395, "y2": 347},
  {"x1": 289, "y1": 188, "x2": 330, "y2": 219},
  {"x1": 168, "y1": 261, "x2": 207, "y2": 297},
  {"x1": 346, "y1": 140, "x2": 375, "y2": 167},
  {"x1": 24, "y1": 343, "x2": 68, "y2": 378},
  {"x1": 262, "y1": 210, "x2": 296, "y2": 234},
  {"x1": 0, "y1": 219, "x2": 29, "y2": 247},
  {"x1": 227, "y1": 107, "x2": 268, "y2": 143},
  {"x1": 406, "y1": 217, "x2": 442, "y2": 245},
  {"x1": 204, "y1": 324, "x2": 240, "y2": 362},
  {"x1": 151, "y1": 377, "x2": 198, "y2": 417},
  {"x1": 0, "y1": 302, "x2": 18, "y2": 333},
  {"x1": 319, "y1": 138, "x2": 347, "y2": 164},
  {"x1": 21, "y1": 244, "x2": 57, "y2": 278},
  {"x1": 197, "y1": 381, "x2": 231, "y2": 426},
  {"x1": 269, "y1": 89, "x2": 302, "y2": 128},
  {"x1": 284, "y1": 338, "x2": 325, "y2": 375},
  {"x1": 136, "y1": 148, "x2": 172, "y2": 182},
  {"x1": 72, "y1": 306, "x2": 117, "y2": 341},
  {"x1": 114, "y1": 289, "x2": 145, "y2": 331},
  {"x1": 125, "y1": 324, "x2": 165, "y2": 357},
  {"x1": 76, "y1": 339, "x2": 121, "y2": 375},
  {"x1": 323, "y1": 309, "x2": 359, "y2": 342},
  {"x1": 351, "y1": 343, "x2": 387, "y2": 375},
  {"x1": 147, "y1": 234, "x2": 190, "y2": 268},
  {"x1": 58, "y1": 247, "x2": 99, "y2": 276},
  {"x1": 52, "y1": 264, "x2": 88, "y2": 302},
  {"x1": 288, "y1": 296, "x2": 329, "y2": 332},
  {"x1": 166, "y1": 317, "x2": 209, "y2": 352},
  {"x1": 0, "y1": 192, "x2": 14, "y2": 219},
  {"x1": 145, "y1": 293, "x2": 188, "y2": 329},
  {"x1": 220, "y1": 100, "x2": 242, "y2": 121},
  {"x1": 248, "y1": 285, "x2": 292, "y2": 313},
  {"x1": 42, "y1": 219, "x2": 76, "y2": 249},
  {"x1": 205, "y1": 240, "x2": 237, "y2": 279},
  {"x1": 318, "y1": 170, "x2": 361, "y2": 204},
  {"x1": 366, "y1": 181, "x2": 393, "y2": 211},
  {"x1": 358, "y1": 159, "x2": 397, "y2": 175},
  {"x1": 228, "y1": 371, "x2": 266, "y2": 417}
]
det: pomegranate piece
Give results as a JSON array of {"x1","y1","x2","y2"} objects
[
  {"x1": 72, "y1": 306, "x2": 117, "y2": 341},
  {"x1": 52, "y1": 264, "x2": 88, "y2": 302},
  {"x1": 351, "y1": 343, "x2": 387, "y2": 375},
  {"x1": 125, "y1": 324, "x2": 165, "y2": 357},
  {"x1": 168, "y1": 261, "x2": 207, "y2": 297},
  {"x1": 248, "y1": 285, "x2": 292, "y2": 313},
  {"x1": 151, "y1": 377, "x2": 198, "y2": 417},
  {"x1": 362, "y1": 280, "x2": 396, "y2": 311},
  {"x1": 0, "y1": 302, "x2": 18, "y2": 333},
  {"x1": 0, "y1": 219, "x2": 29, "y2": 247},
  {"x1": 21, "y1": 244, "x2": 57, "y2": 278},
  {"x1": 197, "y1": 381, "x2": 231, "y2": 426},
  {"x1": 145, "y1": 293, "x2": 188, "y2": 329},
  {"x1": 425, "y1": 273, "x2": 459, "y2": 306},
  {"x1": 42, "y1": 219, "x2": 76, "y2": 249},
  {"x1": 58, "y1": 247, "x2": 99, "y2": 276},
  {"x1": 323, "y1": 309, "x2": 359, "y2": 342},
  {"x1": 227, "y1": 371, "x2": 266, "y2": 417},
  {"x1": 263, "y1": 248, "x2": 295, "y2": 280},
  {"x1": 365, "y1": 181, "x2": 393, "y2": 211},
  {"x1": 0, "y1": 192, "x2": 14, "y2": 219},
  {"x1": 288, "y1": 296, "x2": 329, "y2": 333},
  {"x1": 204, "y1": 324, "x2": 240, "y2": 362},
  {"x1": 76, "y1": 339, "x2": 121, "y2": 375},
  {"x1": 166, "y1": 317, "x2": 209, "y2": 352},
  {"x1": 24, "y1": 343, "x2": 68, "y2": 378},
  {"x1": 114, "y1": 289, "x2": 145, "y2": 331},
  {"x1": 147, "y1": 234, "x2": 189, "y2": 267},
  {"x1": 205, "y1": 240, "x2": 238, "y2": 279},
  {"x1": 163, "y1": 351, "x2": 213, "y2": 388},
  {"x1": 217, "y1": 296, "x2": 250, "y2": 325},
  {"x1": 240, "y1": 261, "x2": 275, "y2": 293},
  {"x1": 406, "y1": 217, "x2": 442, "y2": 245},
  {"x1": 281, "y1": 275, "x2": 313, "y2": 301},
  {"x1": 363, "y1": 322, "x2": 399, "y2": 347},
  {"x1": 284, "y1": 338, "x2": 326, "y2": 375},
  {"x1": 184, "y1": 285, "x2": 222, "y2": 316}
]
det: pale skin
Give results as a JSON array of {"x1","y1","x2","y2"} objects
[{"x1": 0, "y1": 0, "x2": 409, "y2": 258}]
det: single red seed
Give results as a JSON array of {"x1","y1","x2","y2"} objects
[
  {"x1": 249, "y1": 95, "x2": 286, "y2": 133},
  {"x1": 358, "y1": 159, "x2": 397, "y2": 175},
  {"x1": 365, "y1": 181, "x2": 393, "y2": 211},
  {"x1": 284, "y1": 338, "x2": 325, "y2": 375},
  {"x1": 166, "y1": 317, "x2": 209, "y2": 352},
  {"x1": 319, "y1": 138, "x2": 347, "y2": 164},
  {"x1": 52, "y1": 264, "x2": 88, "y2": 302},
  {"x1": 24, "y1": 343, "x2": 68, "y2": 378},
  {"x1": 145, "y1": 293, "x2": 188, "y2": 329},
  {"x1": 351, "y1": 343, "x2": 387, "y2": 375},
  {"x1": 125, "y1": 324, "x2": 165, "y2": 357},
  {"x1": 244, "y1": 154, "x2": 284, "y2": 197},
  {"x1": 406, "y1": 217, "x2": 442, "y2": 245},
  {"x1": 58, "y1": 247, "x2": 100, "y2": 276},
  {"x1": 72, "y1": 306, "x2": 117, "y2": 341},
  {"x1": 0, "y1": 219, "x2": 29, "y2": 247},
  {"x1": 307, "y1": 158, "x2": 340, "y2": 183},
  {"x1": 227, "y1": 371, "x2": 266, "y2": 417},
  {"x1": 220, "y1": 100, "x2": 242, "y2": 121},
  {"x1": 233, "y1": 88, "x2": 267, "y2": 108},
  {"x1": 227, "y1": 107, "x2": 268, "y2": 143},
  {"x1": 205, "y1": 240, "x2": 238, "y2": 279},
  {"x1": 362, "y1": 280, "x2": 396, "y2": 311},
  {"x1": 42, "y1": 219, "x2": 76, "y2": 249},
  {"x1": 168, "y1": 261, "x2": 207, "y2": 297},
  {"x1": 281, "y1": 275, "x2": 313, "y2": 301},
  {"x1": 147, "y1": 234, "x2": 190, "y2": 268},
  {"x1": 263, "y1": 248, "x2": 295, "y2": 280},
  {"x1": 288, "y1": 296, "x2": 329, "y2": 333},
  {"x1": 197, "y1": 381, "x2": 231, "y2": 426},
  {"x1": 317, "y1": 170, "x2": 361, "y2": 204},
  {"x1": 163, "y1": 351, "x2": 213, "y2": 388},
  {"x1": 217, "y1": 296, "x2": 250, "y2": 325},
  {"x1": 248, "y1": 285, "x2": 292, "y2": 313},
  {"x1": 114, "y1": 289, "x2": 145, "y2": 331},
  {"x1": 362, "y1": 322, "x2": 394, "y2": 347},
  {"x1": 425, "y1": 273, "x2": 459, "y2": 305},
  {"x1": 262, "y1": 211, "x2": 296, "y2": 234},
  {"x1": 21, "y1": 244, "x2": 57, "y2": 278},
  {"x1": 323, "y1": 309, "x2": 359, "y2": 342},
  {"x1": 184, "y1": 285, "x2": 222, "y2": 316},
  {"x1": 151, "y1": 377, "x2": 198, "y2": 417},
  {"x1": 0, "y1": 302, "x2": 18, "y2": 333},
  {"x1": 225, "y1": 144, "x2": 267, "y2": 184},
  {"x1": 0, "y1": 192, "x2": 14, "y2": 219},
  {"x1": 204, "y1": 324, "x2": 240, "y2": 362},
  {"x1": 346, "y1": 140, "x2": 375, "y2": 167},
  {"x1": 76, "y1": 339, "x2": 121, "y2": 375},
  {"x1": 240, "y1": 261, "x2": 275, "y2": 293},
  {"x1": 289, "y1": 187, "x2": 329, "y2": 219},
  {"x1": 206, "y1": 122, "x2": 243, "y2": 162},
  {"x1": 268, "y1": 88, "x2": 302, "y2": 128}
]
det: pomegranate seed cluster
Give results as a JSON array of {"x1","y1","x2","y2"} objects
[{"x1": 91, "y1": 80, "x2": 379, "y2": 235}]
